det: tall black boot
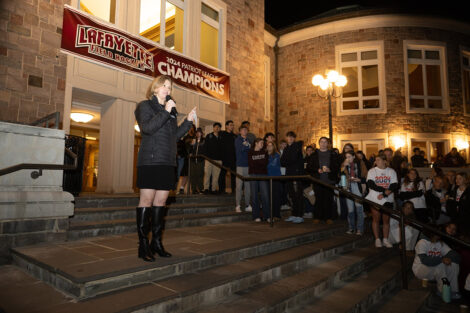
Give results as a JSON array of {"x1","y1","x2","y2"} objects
[
  {"x1": 150, "y1": 206, "x2": 172, "y2": 257},
  {"x1": 136, "y1": 207, "x2": 155, "y2": 262}
]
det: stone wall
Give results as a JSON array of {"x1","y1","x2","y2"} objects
[
  {"x1": 224, "y1": 0, "x2": 273, "y2": 136},
  {"x1": 276, "y1": 26, "x2": 470, "y2": 147},
  {"x1": 0, "y1": 0, "x2": 69, "y2": 125}
]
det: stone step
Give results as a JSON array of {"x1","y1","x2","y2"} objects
[
  {"x1": 187, "y1": 245, "x2": 397, "y2": 313},
  {"x1": 370, "y1": 277, "x2": 431, "y2": 313},
  {"x1": 11, "y1": 221, "x2": 350, "y2": 301},
  {"x1": 67, "y1": 211, "x2": 254, "y2": 240},
  {"x1": 74, "y1": 194, "x2": 235, "y2": 209},
  {"x1": 72, "y1": 202, "x2": 237, "y2": 223}
]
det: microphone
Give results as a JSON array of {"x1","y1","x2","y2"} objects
[{"x1": 165, "y1": 95, "x2": 178, "y2": 117}]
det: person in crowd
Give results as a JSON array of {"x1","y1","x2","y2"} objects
[
  {"x1": 446, "y1": 170, "x2": 457, "y2": 195},
  {"x1": 306, "y1": 136, "x2": 339, "y2": 224},
  {"x1": 338, "y1": 143, "x2": 355, "y2": 220},
  {"x1": 389, "y1": 201, "x2": 419, "y2": 250},
  {"x1": 189, "y1": 127, "x2": 205, "y2": 194},
  {"x1": 203, "y1": 122, "x2": 223, "y2": 194},
  {"x1": 134, "y1": 75, "x2": 196, "y2": 261},
  {"x1": 356, "y1": 150, "x2": 371, "y2": 170},
  {"x1": 266, "y1": 141, "x2": 282, "y2": 220},
  {"x1": 412, "y1": 228, "x2": 461, "y2": 300},
  {"x1": 219, "y1": 120, "x2": 237, "y2": 194},
  {"x1": 366, "y1": 154, "x2": 398, "y2": 248},
  {"x1": 383, "y1": 147, "x2": 394, "y2": 165},
  {"x1": 368, "y1": 153, "x2": 377, "y2": 167},
  {"x1": 391, "y1": 149, "x2": 407, "y2": 182},
  {"x1": 264, "y1": 132, "x2": 275, "y2": 144},
  {"x1": 434, "y1": 154, "x2": 445, "y2": 168},
  {"x1": 421, "y1": 150, "x2": 430, "y2": 167},
  {"x1": 399, "y1": 168, "x2": 427, "y2": 223},
  {"x1": 234, "y1": 125, "x2": 252, "y2": 213},
  {"x1": 341, "y1": 151, "x2": 367, "y2": 235},
  {"x1": 176, "y1": 126, "x2": 195, "y2": 194},
  {"x1": 442, "y1": 222, "x2": 459, "y2": 250},
  {"x1": 448, "y1": 172, "x2": 470, "y2": 231},
  {"x1": 444, "y1": 147, "x2": 466, "y2": 167},
  {"x1": 241, "y1": 120, "x2": 256, "y2": 145},
  {"x1": 281, "y1": 131, "x2": 305, "y2": 223},
  {"x1": 425, "y1": 175, "x2": 450, "y2": 225},
  {"x1": 248, "y1": 138, "x2": 270, "y2": 222},
  {"x1": 302, "y1": 145, "x2": 316, "y2": 219},
  {"x1": 425, "y1": 166, "x2": 444, "y2": 191},
  {"x1": 278, "y1": 139, "x2": 289, "y2": 210},
  {"x1": 411, "y1": 147, "x2": 426, "y2": 168}
]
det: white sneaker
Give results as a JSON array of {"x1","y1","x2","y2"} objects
[
  {"x1": 280, "y1": 205, "x2": 291, "y2": 211},
  {"x1": 375, "y1": 238, "x2": 383, "y2": 248},
  {"x1": 235, "y1": 205, "x2": 241, "y2": 213},
  {"x1": 382, "y1": 238, "x2": 393, "y2": 248},
  {"x1": 302, "y1": 212, "x2": 313, "y2": 219},
  {"x1": 245, "y1": 205, "x2": 252, "y2": 212},
  {"x1": 254, "y1": 218, "x2": 261, "y2": 222}
]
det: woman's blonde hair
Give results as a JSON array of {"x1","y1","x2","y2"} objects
[{"x1": 146, "y1": 75, "x2": 172, "y2": 100}]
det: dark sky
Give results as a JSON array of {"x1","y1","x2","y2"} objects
[{"x1": 265, "y1": 0, "x2": 466, "y2": 30}]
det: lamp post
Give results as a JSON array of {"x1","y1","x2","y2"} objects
[{"x1": 312, "y1": 70, "x2": 347, "y2": 142}]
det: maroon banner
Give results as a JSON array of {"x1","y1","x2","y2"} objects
[{"x1": 61, "y1": 5, "x2": 230, "y2": 103}]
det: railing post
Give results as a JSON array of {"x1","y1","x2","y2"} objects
[
  {"x1": 399, "y1": 210, "x2": 408, "y2": 290},
  {"x1": 187, "y1": 155, "x2": 191, "y2": 196},
  {"x1": 270, "y1": 178, "x2": 273, "y2": 228}
]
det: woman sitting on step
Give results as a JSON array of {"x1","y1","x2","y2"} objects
[{"x1": 134, "y1": 75, "x2": 197, "y2": 262}]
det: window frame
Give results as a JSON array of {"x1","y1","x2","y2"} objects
[
  {"x1": 335, "y1": 41, "x2": 387, "y2": 116},
  {"x1": 403, "y1": 40, "x2": 450, "y2": 114},
  {"x1": 198, "y1": 0, "x2": 225, "y2": 70},
  {"x1": 461, "y1": 47, "x2": 470, "y2": 117}
]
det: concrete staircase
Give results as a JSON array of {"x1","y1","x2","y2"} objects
[
  {"x1": 0, "y1": 194, "x2": 444, "y2": 313},
  {"x1": 68, "y1": 194, "x2": 250, "y2": 240}
]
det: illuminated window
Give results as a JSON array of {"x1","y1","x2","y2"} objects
[
  {"x1": 462, "y1": 50, "x2": 470, "y2": 115},
  {"x1": 139, "y1": 0, "x2": 185, "y2": 53},
  {"x1": 79, "y1": 0, "x2": 116, "y2": 23},
  {"x1": 337, "y1": 42, "x2": 385, "y2": 114},
  {"x1": 405, "y1": 43, "x2": 448, "y2": 112},
  {"x1": 200, "y1": 2, "x2": 220, "y2": 68}
]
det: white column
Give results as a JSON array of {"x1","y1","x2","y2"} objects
[{"x1": 95, "y1": 99, "x2": 136, "y2": 194}]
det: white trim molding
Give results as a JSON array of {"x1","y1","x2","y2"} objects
[
  {"x1": 278, "y1": 15, "x2": 470, "y2": 48},
  {"x1": 264, "y1": 30, "x2": 277, "y2": 47}
]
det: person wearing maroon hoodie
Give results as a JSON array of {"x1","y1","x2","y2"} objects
[{"x1": 248, "y1": 138, "x2": 270, "y2": 222}]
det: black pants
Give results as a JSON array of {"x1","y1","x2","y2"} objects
[
  {"x1": 219, "y1": 165, "x2": 236, "y2": 193},
  {"x1": 313, "y1": 183, "x2": 335, "y2": 221},
  {"x1": 287, "y1": 180, "x2": 304, "y2": 217},
  {"x1": 270, "y1": 180, "x2": 282, "y2": 218}
]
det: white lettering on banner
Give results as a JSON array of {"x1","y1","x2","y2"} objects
[
  {"x1": 157, "y1": 61, "x2": 225, "y2": 95},
  {"x1": 76, "y1": 25, "x2": 154, "y2": 72}
]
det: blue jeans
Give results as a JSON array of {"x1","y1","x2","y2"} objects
[
  {"x1": 346, "y1": 182, "x2": 364, "y2": 232},
  {"x1": 250, "y1": 175, "x2": 270, "y2": 219}
]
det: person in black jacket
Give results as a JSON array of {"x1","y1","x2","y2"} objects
[
  {"x1": 281, "y1": 131, "x2": 305, "y2": 223},
  {"x1": 134, "y1": 75, "x2": 196, "y2": 262},
  {"x1": 218, "y1": 120, "x2": 237, "y2": 194},
  {"x1": 202, "y1": 122, "x2": 223, "y2": 194},
  {"x1": 306, "y1": 137, "x2": 339, "y2": 224},
  {"x1": 189, "y1": 128, "x2": 205, "y2": 194},
  {"x1": 447, "y1": 172, "x2": 470, "y2": 231}
]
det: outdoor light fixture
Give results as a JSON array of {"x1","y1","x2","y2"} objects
[
  {"x1": 134, "y1": 124, "x2": 141, "y2": 132},
  {"x1": 70, "y1": 112, "x2": 94, "y2": 123},
  {"x1": 456, "y1": 139, "x2": 469, "y2": 150},
  {"x1": 312, "y1": 70, "x2": 348, "y2": 141},
  {"x1": 391, "y1": 136, "x2": 406, "y2": 150}
]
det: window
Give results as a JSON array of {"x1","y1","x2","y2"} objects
[
  {"x1": 79, "y1": 0, "x2": 116, "y2": 23},
  {"x1": 139, "y1": 0, "x2": 185, "y2": 53},
  {"x1": 404, "y1": 42, "x2": 448, "y2": 112},
  {"x1": 410, "y1": 139, "x2": 448, "y2": 164},
  {"x1": 337, "y1": 42, "x2": 385, "y2": 115},
  {"x1": 462, "y1": 50, "x2": 470, "y2": 115},
  {"x1": 200, "y1": 1, "x2": 220, "y2": 68}
]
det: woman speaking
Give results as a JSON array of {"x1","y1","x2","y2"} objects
[{"x1": 134, "y1": 75, "x2": 196, "y2": 262}]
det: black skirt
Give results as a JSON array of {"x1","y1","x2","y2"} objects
[{"x1": 136, "y1": 165, "x2": 176, "y2": 190}]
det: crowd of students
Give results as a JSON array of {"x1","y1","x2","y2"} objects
[{"x1": 173, "y1": 121, "x2": 470, "y2": 302}]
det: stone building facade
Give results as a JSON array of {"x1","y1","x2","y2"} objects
[
  {"x1": 0, "y1": 0, "x2": 70, "y2": 125},
  {"x1": 267, "y1": 11, "x2": 470, "y2": 161}
]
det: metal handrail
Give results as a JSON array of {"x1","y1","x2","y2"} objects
[
  {"x1": 0, "y1": 148, "x2": 78, "y2": 179},
  {"x1": 30, "y1": 112, "x2": 60, "y2": 129},
  {"x1": 189, "y1": 153, "x2": 470, "y2": 290}
]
